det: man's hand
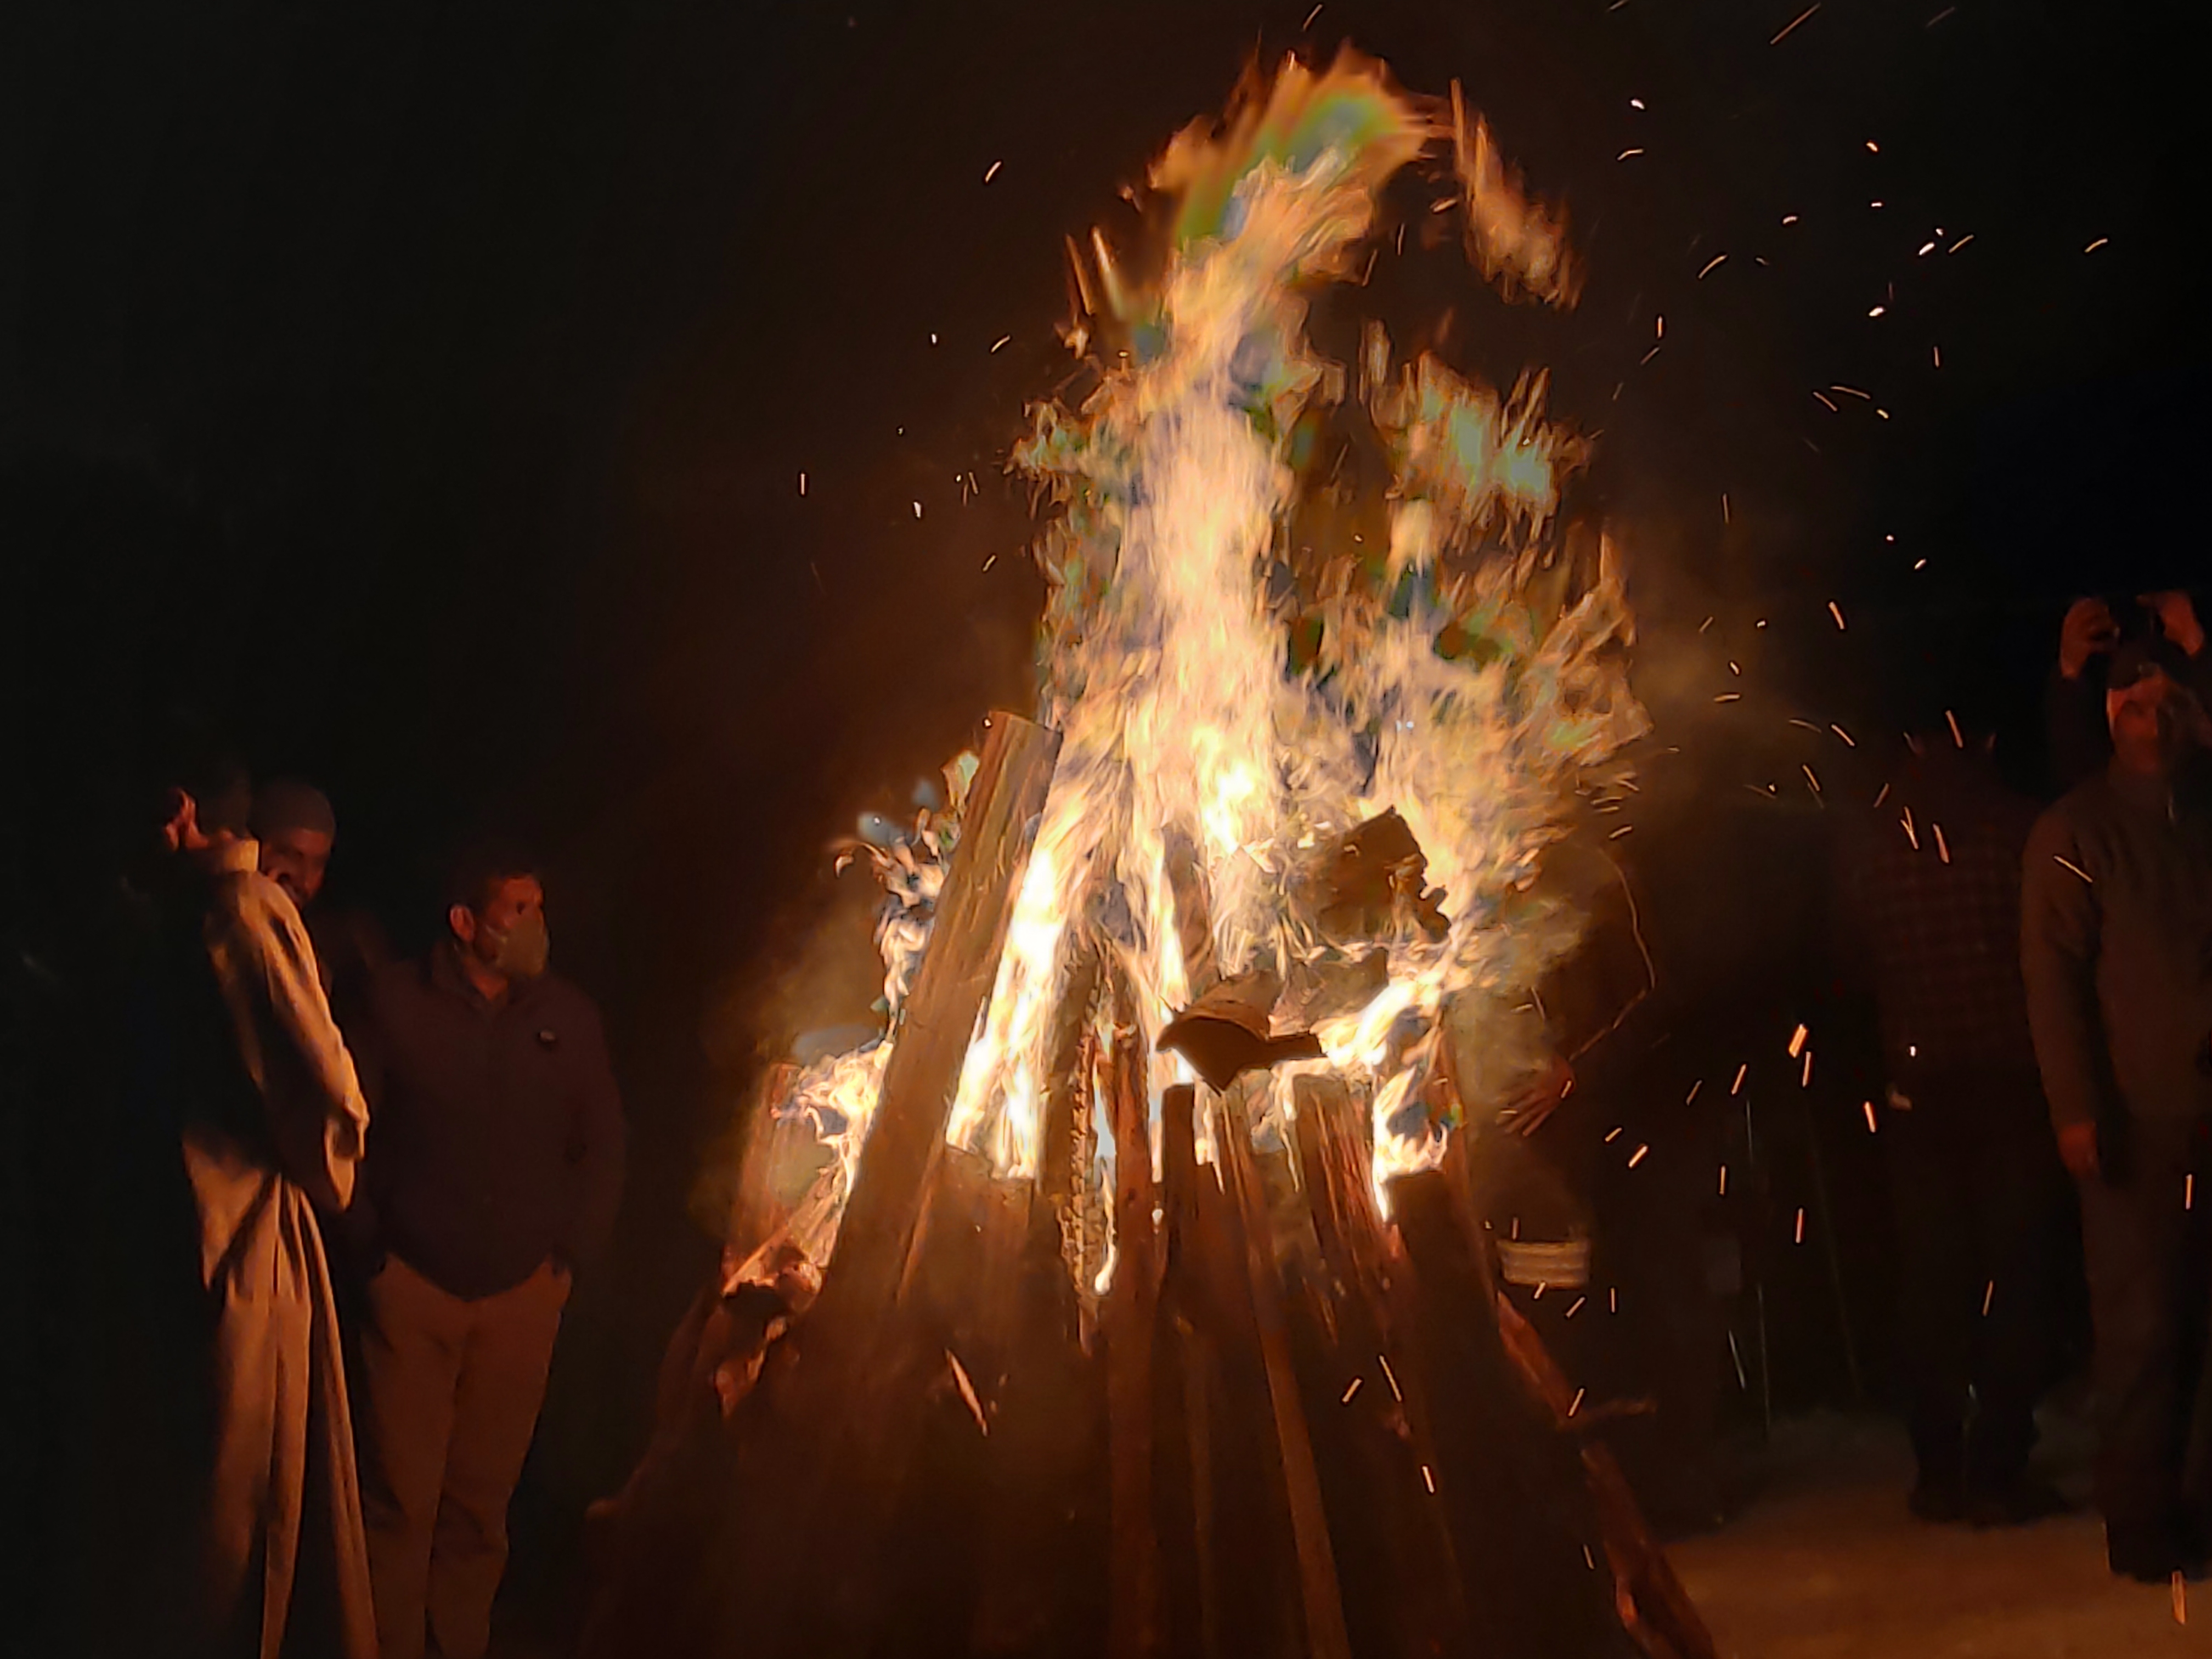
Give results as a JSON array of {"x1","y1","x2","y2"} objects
[
  {"x1": 1506, "y1": 1054, "x2": 1575, "y2": 1138},
  {"x1": 2059, "y1": 597, "x2": 2120, "y2": 680},
  {"x1": 2056, "y1": 1120, "x2": 2101, "y2": 1181},
  {"x1": 2143, "y1": 590, "x2": 2206, "y2": 658}
]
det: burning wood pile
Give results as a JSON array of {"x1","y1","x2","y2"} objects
[{"x1": 585, "y1": 52, "x2": 1712, "y2": 1659}]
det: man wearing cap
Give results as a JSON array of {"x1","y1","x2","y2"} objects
[
  {"x1": 2023, "y1": 641, "x2": 2212, "y2": 1580},
  {"x1": 2049, "y1": 590, "x2": 2210, "y2": 791},
  {"x1": 347, "y1": 843, "x2": 625, "y2": 1659},
  {"x1": 252, "y1": 778, "x2": 389, "y2": 1029}
]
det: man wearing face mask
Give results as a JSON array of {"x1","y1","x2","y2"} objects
[
  {"x1": 347, "y1": 843, "x2": 625, "y2": 1659},
  {"x1": 2023, "y1": 641, "x2": 2212, "y2": 1582}
]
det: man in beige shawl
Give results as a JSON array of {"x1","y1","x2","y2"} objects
[{"x1": 133, "y1": 740, "x2": 377, "y2": 1658}]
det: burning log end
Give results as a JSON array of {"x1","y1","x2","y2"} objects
[{"x1": 1157, "y1": 970, "x2": 1323, "y2": 1091}]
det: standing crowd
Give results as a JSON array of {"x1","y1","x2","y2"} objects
[
  {"x1": 1841, "y1": 590, "x2": 2212, "y2": 1581},
  {"x1": 104, "y1": 738, "x2": 625, "y2": 1659}
]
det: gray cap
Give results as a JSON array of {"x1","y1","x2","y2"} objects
[{"x1": 251, "y1": 778, "x2": 336, "y2": 839}]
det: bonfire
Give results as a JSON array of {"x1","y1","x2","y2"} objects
[{"x1": 585, "y1": 49, "x2": 1708, "y2": 1659}]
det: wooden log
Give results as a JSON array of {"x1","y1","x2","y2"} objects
[
  {"x1": 1105, "y1": 980, "x2": 1163, "y2": 1659},
  {"x1": 1213, "y1": 1084, "x2": 1353, "y2": 1659},
  {"x1": 1156, "y1": 1081, "x2": 1221, "y2": 1659},
  {"x1": 813, "y1": 710, "x2": 1062, "y2": 1335}
]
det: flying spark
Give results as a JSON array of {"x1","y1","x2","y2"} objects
[
  {"x1": 983, "y1": 160, "x2": 1003, "y2": 183},
  {"x1": 1770, "y1": 4, "x2": 1821, "y2": 44}
]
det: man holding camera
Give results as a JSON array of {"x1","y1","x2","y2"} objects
[
  {"x1": 2051, "y1": 591, "x2": 2210, "y2": 790},
  {"x1": 2023, "y1": 634, "x2": 2212, "y2": 1581}
]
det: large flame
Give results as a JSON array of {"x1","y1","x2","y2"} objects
[{"x1": 765, "y1": 50, "x2": 1644, "y2": 1274}]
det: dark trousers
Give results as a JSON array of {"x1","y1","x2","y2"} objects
[
  {"x1": 1885, "y1": 1071, "x2": 2067, "y2": 1492},
  {"x1": 2078, "y1": 1113, "x2": 2212, "y2": 1555}
]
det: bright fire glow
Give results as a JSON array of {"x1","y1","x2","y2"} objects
[{"x1": 763, "y1": 50, "x2": 1645, "y2": 1271}]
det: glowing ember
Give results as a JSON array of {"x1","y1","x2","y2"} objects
[{"x1": 763, "y1": 49, "x2": 1645, "y2": 1278}]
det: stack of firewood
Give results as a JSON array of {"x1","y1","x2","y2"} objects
[{"x1": 582, "y1": 712, "x2": 1714, "y2": 1659}]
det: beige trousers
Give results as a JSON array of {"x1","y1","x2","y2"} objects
[{"x1": 357, "y1": 1255, "x2": 569, "y2": 1659}]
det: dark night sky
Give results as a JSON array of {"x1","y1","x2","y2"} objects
[{"x1": 5, "y1": 0, "x2": 2207, "y2": 1553}]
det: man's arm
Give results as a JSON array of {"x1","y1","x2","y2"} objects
[
  {"x1": 207, "y1": 876, "x2": 371, "y2": 1211},
  {"x1": 561, "y1": 997, "x2": 628, "y2": 1276},
  {"x1": 2021, "y1": 809, "x2": 2109, "y2": 1169}
]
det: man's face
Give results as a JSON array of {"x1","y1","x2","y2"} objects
[
  {"x1": 454, "y1": 875, "x2": 546, "y2": 965},
  {"x1": 259, "y1": 826, "x2": 334, "y2": 907},
  {"x1": 2109, "y1": 675, "x2": 2191, "y2": 774}
]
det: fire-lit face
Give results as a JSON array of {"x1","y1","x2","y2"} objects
[
  {"x1": 2109, "y1": 674, "x2": 2192, "y2": 774},
  {"x1": 453, "y1": 875, "x2": 546, "y2": 964},
  {"x1": 259, "y1": 826, "x2": 333, "y2": 908}
]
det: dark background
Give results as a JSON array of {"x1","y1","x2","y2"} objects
[{"x1": 4, "y1": 0, "x2": 2205, "y2": 1643}]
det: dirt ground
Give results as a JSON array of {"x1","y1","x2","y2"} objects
[{"x1": 1669, "y1": 1412, "x2": 2205, "y2": 1658}]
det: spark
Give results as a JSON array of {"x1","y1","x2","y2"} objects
[
  {"x1": 1565, "y1": 1295, "x2": 1586, "y2": 1317},
  {"x1": 1686, "y1": 1080, "x2": 1703, "y2": 1104},
  {"x1": 1714, "y1": 693, "x2": 1742, "y2": 703},
  {"x1": 1610, "y1": 1288, "x2": 1618, "y2": 1313},
  {"x1": 1604, "y1": 1126, "x2": 1624, "y2": 1143},
  {"x1": 1421, "y1": 1465, "x2": 1436, "y2": 1493},
  {"x1": 2084, "y1": 237, "x2": 2109, "y2": 253},
  {"x1": 1927, "y1": 4, "x2": 1957, "y2": 21},
  {"x1": 1379, "y1": 1355, "x2": 1403, "y2": 1402},
  {"x1": 1832, "y1": 383, "x2": 1871, "y2": 399},
  {"x1": 1829, "y1": 601, "x2": 1847, "y2": 630},
  {"x1": 946, "y1": 1348, "x2": 989, "y2": 1435},
  {"x1": 1869, "y1": 201, "x2": 1884, "y2": 210},
  {"x1": 1945, "y1": 708, "x2": 1965, "y2": 747},
  {"x1": 1699, "y1": 615, "x2": 1716, "y2": 632},
  {"x1": 2053, "y1": 855, "x2": 2093, "y2": 884},
  {"x1": 1718, "y1": 1164, "x2": 1728, "y2": 1195},
  {"x1": 1699, "y1": 253, "x2": 1729, "y2": 278},
  {"x1": 1865, "y1": 140, "x2": 1880, "y2": 154},
  {"x1": 912, "y1": 501, "x2": 923, "y2": 519},
  {"x1": 1933, "y1": 823, "x2": 1950, "y2": 864},
  {"x1": 990, "y1": 335, "x2": 1011, "y2": 353},
  {"x1": 1608, "y1": 823, "x2": 1635, "y2": 839},
  {"x1": 1732, "y1": 1064, "x2": 1748, "y2": 1094},
  {"x1": 1917, "y1": 241, "x2": 1937, "y2": 256},
  {"x1": 798, "y1": 471, "x2": 808, "y2": 495},
  {"x1": 1868, "y1": 305, "x2": 1886, "y2": 318},
  {"x1": 1795, "y1": 1208, "x2": 1806, "y2": 1244},
  {"x1": 1872, "y1": 782, "x2": 1891, "y2": 808},
  {"x1": 1617, "y1": 147, "x2": 1645, "y2": 161},
  {"x1": 1813, "y1": 391, "x2": 1839, "y2": 412},
  {"x1": 1769, "y1": 3, "x2": 1820, "y2": 45},
  {"x1": 983, "y1": 160, "x2": 1003, "y2": 183},
  {"x1": 1303, "y1": 2, "x2": 1324, "y2": 24},
  {"x1": 1901, "y1": 809, "x2": 1919, "y2": 851},
  {"x1": 1630, "y1": 97, "x2": 1646, "y2": 110},
  {"x1": 1948, "y1": 234, "x2": 1974, "y2": 253},
  {"x1": 1932, "y1": 345, "x2": 1942, "y2": 368},
  {"x1": 1863, "y1": 1100, "x2": 1878, "y2": 1133},
  {"x1": 1641, "y1": 344, "x2": 1663, "y2": 364},
  {"x1": 1568, "y1": 1386, "x2": 1587, "y2": 1417},
  {"x1": 1832, "y1": 724, "x2": 1856, "y2": 746},
  {"x1": 1982, "y1": 1280, "x2": 1995, "y2": 1317},
  {"x1": 1655, "y1": 314, "x2": 1665, "y2": 338},
  {"x1": 1627, "y1": 1143, "x2": 1650, "y2": 1169},
  {"x1": 1722, "y1": 494, "x2": 1731, "y2": 523},
  {"x1": 1781, "y1": 213, "x2": 1799, "y2": 225},
  {"x1": 1341, "y1": 1375, "x2": 1363, "y2": 1404},
  {"x1": 1914, "y1": 558, "x2": 1928, "y2": 569},
  {"x1": 1787, "y1": 1024, "x2": 1809, "y2": 1059},
  {"x1": 1801, "y1": 1050, "x2": 1813, "y2": 1087}
]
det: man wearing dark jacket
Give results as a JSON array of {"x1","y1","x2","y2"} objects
[
  {"x1": 349, "y1": 845, "x2": 625, "y2": 1659},
  {"x1": 2023, "y1": 645, "x2": 2212, "y2": 1581}
]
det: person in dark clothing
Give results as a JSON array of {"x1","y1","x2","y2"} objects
[
  {"x1": 348, "y1": 844, "x2": 626, "y2": 1659},
  {"x1": 1838, "y1": 726, "x2": 2072, "y2": 1526},
  {"x1": 2047, "y1": 591, "x2": 2209, "y2": 792},
  {"x1": 2024, "y1": 644, "x2": 2212, "y2": 1581},
  {"x1": 253, "y1": 778, "x2": 391, "y2": 1029}
]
